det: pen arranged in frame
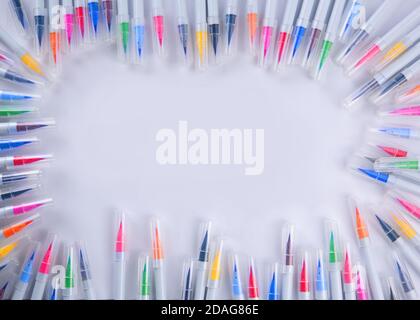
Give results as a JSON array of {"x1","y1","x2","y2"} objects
[
  {"x1": 137, "y1": 255, "x2": 151, "y2": 300},
  {"x1": 194, "y1": 221, "x2": 211, "y2": 300},
  {"x1": 325, "y1": 219, "x2": 343, "y2": 300},
  {"x1": 78, "y1": 242, "x2": 96, "y2": 300},
  {"x1": 229, "y1": 254, "x2": 245, "y2": 300},
  {"x1": 176, "y1": 0, "x2": 190, "y2": 64},
  {"x1": 280, "y1": 222, "x2": 294, "y2": 300},
  {"x1": 151, "y1": 218, "x2": 166, "y2": 300},
  {"x1": 132, "y1": 0, "x2": 145, "y2": 65},
  {"x1": 181, "y1": 258, "x2": 194, "y2": 300},
  {"x1": 204, "y1": 238, "x2": 223, "y2": 300},
  {"x1": 113, "y1": 211, "x2": 126, "y2": 300}
]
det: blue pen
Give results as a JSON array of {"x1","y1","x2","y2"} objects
[
  {"x1": 88, "y1": 0, "x2": 100, "y2": 40},
  {"x1": 371, "y1": 126, "x2": 420, "y2": 140},
  {"x1": 0, "y1": 91, "x2": 40, "y2": 103},
  {"x1": 355, "y1": 168, "x2": 420, "y2": 196},
  {"x1": 267, "y1": 263, "x2": 279, "y2": 300},
  {"x1": 33, "y1": 0, "x2": 47, "y2": 56},
  {"x1": 0, "y1": 138, "x2": 38, "y2": 152},
  {"x1": 181, "y1": 258, "x2": 194, "y2": 300},
  {"x1": 0, "y1": 184, "x2": 39, "y2": 202},
  {"x1": 9, "y1": 0, "x2": 30, "y2": 34},
  {"x1": 176, "y1": 0, "x2": 190, "y2": 62},
  {"x1": 229, "y1": 254, "x2": 245, "y2": 300},
  {"x1": 314, "y1": 249, "x2": 328, "y2": 300},
  {"x1": 288, "y1": 0, "x2": 316, "y2": 64},
  {"x1": 0, "y1": 66, "x2": 43, "y2": 86},
  {"x1": 12, "y1": 243, "x2": 39, "y2": 300},
  {"x1": 132, "y1": 0, "x2": 146, "y2": 65}
]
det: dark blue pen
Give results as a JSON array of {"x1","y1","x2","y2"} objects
[
  {"x1": 9, "y1": 0, "x2": 29, "y2": 33},
  {"x1": 207, "y1": 0, "x2": 221, "y2": 61}
]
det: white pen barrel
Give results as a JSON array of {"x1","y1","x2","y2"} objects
[
  {"x1": 329, "y1": 270, "x2": 343, "y2": 300},
  {"x1": 205, "y1": 286, "x2": 217, "y2": 300},
  {"x1": 11, "y1": 282, "x2": 28, "y2": 300},
  {"x1": 343, "y1": 283, "x2": 356, "y2": 300},
  {"x1": 406, "y1": 290, "x2": 418, "y2": 300},
  {"x1": 113, "y1": 259, "x2": 125, "y2": 300},
  {"x1": 31, "y1": 274, "x2": 48, "y2": 300},
  {"x1": 154, "y1": 267, "x2": 166, "y2": 300},
  {"x1": 281, "y1": 268, "x2": 294, "y2": 300},
  {"x1": 362, "y1": 247, "x2": 384, "y2": 300},
  {"x1": 194, "y1": 263, "x2": 207, "y2": 300},
  {"x1": 82, "y1": 280, "x2": 96, "y2": 300}
]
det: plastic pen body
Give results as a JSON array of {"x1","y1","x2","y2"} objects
[
  {"x1": 102, "y1": 0, "x2": 115, "y2": 37},
  {"x1": 274, "y1": 0, "x2": 299, "y2": 70},
  {"x1": 88, "y1": 0, "x2": 100, "y2": 40},
  {"x1": 152, "y1": 219, "x2": 166, "y2": 300},
  {"x1": 113, "y1": 213, "x2": 125, "y2": 300},
  {"x1": 207, "y1": 0, "x2": 220, "y2": 63},
  {"x1": 176, "y1": 0, "x2": 190, "y2": 63},
  {"x1": 62, "y1": 0, "x2": 75, "y2": 51},
  {"x1": 78, "y1": 243, "x2": 96, "y2": 300},
  {"x1": 259, "y1": 0, "x2": 278, "y2": 68},
  {"x1": 33, "y1": 0, "x2": 47, "y2": 56},
  {"x1": 132, "y1": 0, "x2": 145, "y2": 65},
  {"x1": 75, "y1": 0, "x2": 87, "y2": 43},
  {"x1": 12, "y1": 243, "x2": 39, "y2": 300},
  {"x1": 205, "y1": 239, "x2": 223, "y2": 300},
  {"x1": 246, "y1": 0, "x2": 259, "y2": 55},
  {"x1": 338, "y1": 0, "x2": 363, "y2": 43},
  {"x1": 195, "y1": 0, "x2": 208, "y2": 70},
  {"x1": 288, "y1": 0, "x2": 316, "y2": 64},
  {"x1": 314, "y1": 250, "x2": 328, "y2": 300},
  {"x1": 31, "y1": 235, "x2": 56, "y2": 300},
  {"x1": 138, "y1": 255, "x2": 151, "y2": 300},
  {"x1": 117, "y1": 0, "x2": 130, "y2": 62},
  {"x1": 152, "y1": 0, "x2": 166, "y2": 57},
  {"x1": 9, "y1": 0, "x2": 30, "y2": 35},
  {"x1": 360, "y1": 241, "x2": 384, "y2": 299}
]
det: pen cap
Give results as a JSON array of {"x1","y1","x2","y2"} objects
[
  {"x1": 133, "y1": 0, "x2": 145, "y2": 19},
  {"x1": 77, "y1": 242, "x2": 92, "y2": 281},
  {"x1": 8, "y1": 0, "x2": 31, "y2": 35},
  {"x1": 2, "y1": 213, "x2": 41, "y2": 240},
  {"x1": 151, "y1": 218, "x2": 164, "y2": 263},
  {"x1": 314, "y1": 249, "x2": 328, "y2": 296},
  {"x1": 181, "y1": 258, "x2": 194, "y2": 299},
  {"x1": 226, "y1": 0, "x2": 238, "y2": 13},
  {"x1": 348, "y1": 196, "x2": 370, "y2": 246},
  {"x1": 354, "y1": 263, "x2": 369, "y2": 300},
  {"x1": 137, "y1": 255, "x2": 151, "y2": 298},
  {"x1": 386, "y1": 190, "x2": 420, "y2": 220},
  {"x1": 324, "y1": 219, "x2": 342, "y2": 265},
  {"x1": 197, "y1": 221, "x2": 211, "y2": 262},
  {"x1": 208, "y1": 238, "x2": 224, "y2": 283},
  {"x1": 281, "y1": 222, "x2": 294, "y2": 267},
  {"x1": 264, "y1": 0, "x2": 278, "y2": 21},
  {"x1": 17, "y1": 241, "x2": 40, "y2": 284},
  {"x1": 342, "y1": 243, "x2": 354, "y2": 285},
  {"x1": 384, "y1": 276, "x2": 403, "y2": 300},
  {"x1": 298, "y1": 250, "x2": 311, "y2": 294},
  {"x1": 37, "y1": 233, "x2": 58, "y2": 275},
  {"x1": 114, "y1": 211, "x2": 126, "y2": 254},
  {"x1": 390, "y1": 251, "x2": 415, "y2": 295},
  {"x1": 228, "y1": 254, "x2": 244, "y2": 299}
]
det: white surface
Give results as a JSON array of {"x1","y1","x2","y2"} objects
[{"x1": 0, "y1": 0, "x2": 419, "y2": 299}]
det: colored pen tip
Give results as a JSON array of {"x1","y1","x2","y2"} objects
[
  {"x1": 363, "y1": 155, "x2": 376, "y2": 164},
  {"x1": 343, "y1": 250, "x2": 352, "y2": 284},
  {"x1": 349, "y1": 45, "x2": 381, "y2": 75},
  {"x1": 115, "y1": 219, "x2": 125, "y2": 253},
  {"x1": 377, "y1": 146, "x2": 407, "y2": 157},
  {"x1": 395, "y1": 260, "x2": 413, "y2": 292},
  {"x1": 329, "y1": 231, "x2": 337, "y2": 263},
  {"x1": 3, "y1": 218, "x2": 35, "y2": 238},
  {"x1": 396, "y1": 197, "x2": 420, "y2": 219},
  {"x1": 355, "y1": 207, "x2": 369, "y2": 240},
  {"x1": 357, "y1": 168, "x2": 389, "y2": 183},
  {"x1": 375, "y1": 215, "x2": 399, "y2": 242},
  {"x1": 248, "y1": 263, "x2": 259, "y2": 298},
  {"x1": 299, "y1": 259, "x2": 309, "y2": 292},
  {"x1": 152, "y1": 224, "x2": 163, "y2": 260},
  {"x1": 39, "y1": 242, "x2": 54, "y2": 274},
  {"x1": 199, "y1": 230, "x2": 209, "y2": 262},
  {"x1": 268, "y1": 272, "x2": 277, "y2": 299},
  {"x1": 13, "y1": 155, "x2": 51, "y2": 166},
  {"x1": 391, "y1": 214, "x2": 416, "y2": 239},
  {"x1": 285, "y1": 233, "x2": 292, "y2": 265},
  {"x1": 0, "y1": 242, "x2": 17, "y2": 259},
  {"x1": 210, "y1": 250, "x2": 222, "y2": 281}
]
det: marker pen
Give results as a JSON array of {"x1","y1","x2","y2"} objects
[
  {"x1": 0, "y1": 170, "x2": 41, "y2": 186},
  {"x1": 195, "y1": 0, "x2": 208, "y2": 71},
  {"x1": 247, "y1": 257, "x2": 260, "y2": 300},
  {"x1": 8, "y1": 0, "x2": 31, "y2": 36},
  {"x1": 325, "y1": 219, "x2": 343, "y2": 300},
  {"x1": 280, "y1": 223, "x2": 294, "y2": 300},
  {"x1": 0, "y1": 120, "x2": 55, "y2": 136},
  {"x1": 388, "y1": 190, "x2": 420, "y2": 220},
  {"x1": 87, "y1": 0, "x2": 100, "y2": 41},
  {"x1": 0, "y1": 214, "x2": 40, "y2": 241},
  {"x1": 151, "y1": 218, "x2": 166, "y2": 300},
  {"x1": 207, "y1": 0, "x2": 221, "y2": 63},
  {"x1": 229, "y1": 254, "x2": 245, "y2": 300},
  {"x1": 62, "y1": 243, "x2": 76, "y2": 300},
  {"x1": 116, "y1": 0, "x2": 130, "y2": 62},
  {"x1": 151, "y1": 0, "x2": 166, "y2": 57},
  {"x1": 113, "y1": 212, "x2": 125, "y2": 300},
  {"x1": 391, "y1": 251, "x2": 418, "y2": 300},
  {"x1": 48, "y1": 0, "x2": 62, "y2": 72},
  {"x1": 176, "y1": 0, "x2": 190, "y2": 63},
  {"x1": 11, "y1": 242, "x2": 39, "y2": 300},
  {"x1": 137, "y1": 255, "x2": 151, "y2": 300},
  {"x1": 0, "y1": 199, "x2": 52, "y2": 219},
  {"x1": 342, "y1": 244, "x2": 355, "y2": 300},
  {"x1": 33, "y1": 0, "x2": 47, "y2": 56},
  {"x1": 355, "y1": 264, "x2": 369, "y2": 300},
  {"x1": 314, "y1": 249, "x2": 328, "y2": 300},
  {"x1": 101, "y1": 0, "x2": 114, "y2": 38},
  {"x1": 205, "y1": 238, "x2": 224, "y2": 300},
  {"x1": 259, "y1": 0, "x2": 278, "y2": 68},
  {"x1": 181, "y1": 258, "x2": 194, "y2": 300},
  {"x1": 224, "y1": 0, "x2": 239, "y2": 56},
  {"x1": 78, "y1": 242, "x2": 96, "y2": 300},
  {"x1": 194, "y1": 221, "x2": 211, "y2": 300},
  {"x1": 75, "y1": 0, "x2": 88, "y2": 44},
  {"x1": 338, "y1": 0, "x2": 363, "y2": 43},
  {"x1": 246, "y1": 0, "x2": 259, "y2": 55},
  {"x1": 132, "y1": 0, "x2": 145, "y2": 65},
  {"x1": 266, "y1": 262, "x2": 279, "y2": 300},
  {"x1": 62, "y1": 0, "x2": 75, "y2": 52},
  {"x1": 297, "y1": 250, "x2": 311, "y2": 300}
]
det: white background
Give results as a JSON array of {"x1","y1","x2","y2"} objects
[{"x1": 1, "y1": 0, "x2": 420, "y2": 299}]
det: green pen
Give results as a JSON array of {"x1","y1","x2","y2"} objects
[
  {"x1": 325, "y1": 219, "x2": 343, "y2": 300},
  {"x1": 375, "y1": 157, "x2": 420, "y2": 173},
  {"x1": 313, "y1": 0, "x2": 346, "y2": 80},
  {"x1": 138, "y1": 255, "x2": 151, "y2": 300},
  {"x1": 63, "y1": 243, "x2": 75, "y2": 300},
  {"x1": 0, "y1": 106, "x2": 36, "y2": 117},
  {"x1": 117, "y1": 0, "x2": 130, "y2": 61}
]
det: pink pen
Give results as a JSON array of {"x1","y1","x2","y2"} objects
[
  {"x1": 343, "y1": 244, "x2": 356, "y2": 300},
  {"x1": 151, "y1": 0, "x2": 165, "y2": 57},
  {"x1": 0, "y1": 198, "x2": 52, "y2": 219},
  {"x1": 387, "y1": 190, "x2": 420, "y2": 220},
  {"x1": 30, "y1": 234, "x2": 57, "y2": 300},
  {"x1": 380, "y1": 105, "x2": 420, "y2": 117},
  {"x1": 355, "y1": 264, "x2": 369, "y2": 300},
  {"x1": 63, "y1": 0, "x2": 75, "y2": 51},
  {"x1": 258, "y1": 0, "x2": 278, "y2": 68},
  {"x1": 75, "y1": 0, "x2": 87, "y2": 44}
]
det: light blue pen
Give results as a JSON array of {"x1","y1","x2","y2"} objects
[
  {"x1": 12, "y1": 242, "x2": 40, "y2": 300},
  {"x1": 371, "y1": 126, "x2": 420, "y2": 140},
  {"x1": 230, "y1": 254, "x2": 245, "y2": 300},
  {"x1": 288, "y1": 0, "x2": 316, "y2": 64},
  {"x1": 132, "y1": 0, "x2": 145, "y2": 65},
  {"x1": 0, "y1": 90, "x2": 40, "y2": 103},
  {"x1": 267, "y1": 262, "x2": 280, "y2": 300},
  {"x1": 314, "y1": 249, "x2": 328, "y2": 300}
]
